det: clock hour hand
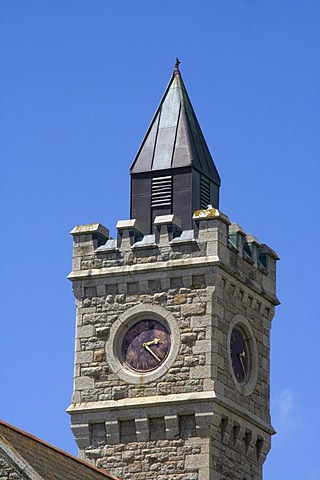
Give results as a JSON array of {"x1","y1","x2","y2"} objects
[
  {"x1": 143, "y1": 342, "x2": 161, "y2": 362},
  {"x1": 239, "y1": 351, "x2": 247, "y2": 377}
]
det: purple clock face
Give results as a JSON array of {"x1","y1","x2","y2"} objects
[
  {"x1": 230, "y1": 327, "x2": 249, "y2": 384},
  {"x1": 121, "y1": 319, "x2": 171, "y2": 373}
]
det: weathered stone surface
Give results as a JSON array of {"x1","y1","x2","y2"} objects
[
  {"x1": 0, "y1": 454, "x2": 21, "y2": 480},
  {"x1": 93, "y1": 350, "x2": 105, "y2": 362},
  {"x1": 68, "y1": 209, "x2": 278, "y2": 480}
]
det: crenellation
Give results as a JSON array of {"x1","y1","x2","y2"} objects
[
  {"x1": 116, "y1": 219, "x2": 144, "y2": 251},
  {"x1": 69, "y1": 210, "x2": 279, "y2": 307},
  {"x1": 154, "y1": 214, "x2": 182, "y2": 245}
]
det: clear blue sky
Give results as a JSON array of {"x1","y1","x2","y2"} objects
[{"x1": 1, "y1": 1, "x2": 319, "y2": 478}]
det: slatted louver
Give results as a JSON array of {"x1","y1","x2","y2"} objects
[
  {"x1": 200, "y1": 176, "x2": 210, "y2": 209},
  {"x1": 151, "y1": 176, "x2": 172, "y2": 208}
]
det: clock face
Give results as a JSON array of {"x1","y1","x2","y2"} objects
[
  {"x1": 230, "y1": 327, "x2": 249, "y2": 384},
  {"x1": 121, "y1": 319, "x2": 171, "y2": 373}
]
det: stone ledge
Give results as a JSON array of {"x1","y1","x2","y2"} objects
[
  {"x1": 70, "y1": 223, "x2": 110, "y2": 238},
  {"x1": 154, "y1": 214, "x2": 181, "y2": 228},
  {"x1": 67, "y1": 391, "x2": 275, "y2": 435},
  {"x1": 68, "y1": 256, "x2": 220, "y2": 280},
  {"x1": 67, "y1": 391, "x2": 215, "y2": 413},
  {"x1": 116, "y1": 219, "x2": 144, "y2": 232},
  {"x1": 67, "y1": 255, "x2": 279, "y2": 305}
]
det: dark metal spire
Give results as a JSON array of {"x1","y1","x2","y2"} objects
[
  {"x1": 130, "y1": 63, "x2": 221, "y2": 233},
  {"x1": 130, "y1": 64, "x2": 220, "y2": 183}
]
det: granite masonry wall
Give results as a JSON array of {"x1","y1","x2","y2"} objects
[
  {"x1": 0, "y1": 455, "x2": 21, "y2": 480},
  {"x1": 68, "y1": 209, "x2": 279, "y2": 480}
]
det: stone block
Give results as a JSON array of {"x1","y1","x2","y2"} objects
[
  {"x1": 183, "y1": 275, "x2": 193, "y2": 288},
  {"x1": 164, "y1": 415, "x2": 179, "y2": 440},
  {"x1": 154, "y1": 215, "x2": 182, "y2": 245},
  {"x1": 154, "y1": 214, "x2": 181, "y2": 228},
  {"x1": 71, "y1": 223, "x2": 109, "y2": 238},
  {"x1": 70, "y1": 423, "x2": 90, "y2": 449},
  {"x1": 116, "y1": 219, "x2": 143, "y2": 231},
  {"x1": 187, "y1": 302, "x2": 207, "y2": 316},
  {"x1": 149, "y1": 417, "x2": 166, "y2": 441},
  {"x1": 190, "y1": 365, "x2": 211, "y2": 379},
  {"x1": 75, "y1": 351, "x2": 93, "y2": 363},
  {"x1": 193, "y1": 340, "x2": 212, "y2": 354},
  {"x1": 106, "y1": 420, "x2": 120, "y2": 445},
  {"x1": 74, "y1": 376, "x2": 94, "y2": 390},
  {"x1": 77, "y1": 325, "x2": 94, "y2": 338},
  {"x1": 135, "y1": 418, "x2": 149, "y2": 442},
  {"x1": 185, "y1": 451, "x2": 204, "y2": 469},
  {"x1": 96, "y1": 285, "x2": 106, "y2": 296},
  {"x1": 181, "y1": 332, "x2": 197, "y2": 345},
  {"x1": 116, "y1": 219, "x2": 144, "y2": 250}
]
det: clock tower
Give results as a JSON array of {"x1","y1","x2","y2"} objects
[{"x1": 68, "y1": 62, "x2": 279, "y2": 480}]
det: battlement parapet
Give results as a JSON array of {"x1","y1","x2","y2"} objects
[{"x1": 69, "y1": 208, "x2": 279, "y2": 303}]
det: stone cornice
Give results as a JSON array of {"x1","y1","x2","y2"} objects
[
  {"x1": 67, "y1": 390, "x2": 275, "y2": 435},
  {"x1": 68, "y1": 256, "x2": 220, "y2": 280},
  {"x1": 68, "y1": 255, "x2": 279, "y2": 305}
]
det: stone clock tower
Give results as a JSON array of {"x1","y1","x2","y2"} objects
[{"x1": 67, "y1": 62, "x2": 279, "y2": 480}]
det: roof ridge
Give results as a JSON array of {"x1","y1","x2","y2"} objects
[{"x1": 0, "y1": 421, "x2": 120, "y2": 480}]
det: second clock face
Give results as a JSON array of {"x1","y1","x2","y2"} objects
[
  {"x1": 230, "y1": 327, "x2": 250, "y2": 384},
  {"x1": 121, "y1": 319, "x2": 171, "y2": 373}
]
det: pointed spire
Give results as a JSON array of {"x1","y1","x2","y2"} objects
[
  {"x1": 130, "y1": 63, "x2": 221, "y2": 234},
  {"x1": 130, "y1": 63, "x2": 220, "y2": 186}
]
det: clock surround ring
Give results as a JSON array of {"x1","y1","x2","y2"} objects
[
  {"x1": 227, "y1": 314, "x2": 258, "y2": 396},
  {"x1": 107, "y1": 304, "x2": 180, "y2": 384}
]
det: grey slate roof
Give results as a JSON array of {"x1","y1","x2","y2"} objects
[
  {"x1": 0, "y1": 421, "x2": 120, "y2": 480},
  {"x1": 130, "y1": 64, "x2": 221, "y2": 185}
]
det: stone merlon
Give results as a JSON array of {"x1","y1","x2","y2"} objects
[{"x1": 68, "y1": 208, "x2": 279, "y2": 305}]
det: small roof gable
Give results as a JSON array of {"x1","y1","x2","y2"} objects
[
  {"x1": 130, "y1": 61, "x2": 221, "y2": 185},
  {"x1": 0, "y1": 421, "x2": 120, "y2": 480}
]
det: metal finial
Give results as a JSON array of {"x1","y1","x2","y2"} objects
[{"x1": 175, "y1": 58, "x2": 181, "y2": 70}]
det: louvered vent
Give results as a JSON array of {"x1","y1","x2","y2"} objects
[
  {"x1": 151, "y1": 176, "x2": 172, "y2": 208},
  {"x1": 200, "y1": 176, "x2": 210, "y2": 209}
]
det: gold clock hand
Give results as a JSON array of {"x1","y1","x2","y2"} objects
[
  {"x1": 239, "y1": 351, "x2": 247, "y2": 377},
  {"x1": 144, "y1": 338, "x2": 160, "y2": 347},
  {"x1": 143, "y1": 343, "x2": 161, "y2": 362}
]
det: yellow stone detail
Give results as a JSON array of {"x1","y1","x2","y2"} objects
[{"x1": 193, "y1": 208, "x2": 219, "y2": 219}]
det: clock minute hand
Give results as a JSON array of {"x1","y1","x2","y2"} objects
[
  {"x1": 144, "y1": 338, "x2": 160, "y2": 347},
  {"x1": 143, "y1": 342, "x2": 161, "y2": 362}
]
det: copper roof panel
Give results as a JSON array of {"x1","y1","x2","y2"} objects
[
  {"x1": 135, "y1": 111, "x2": 160, "y2": 172},
  {"x1": 153, "y1": 126, "x2": 177, "y2": 169},
  {"x1": 131, "y1": 64, "x2": 221, "y2": 186}
]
